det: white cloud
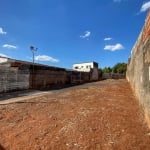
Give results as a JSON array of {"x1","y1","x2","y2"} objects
[
  {"x1": 104, "y1": 37, "x2": 112, "y2": 41},
  {"x1": 140, "y1": 1, "x2": 150, "y2": 12},
  {"x1": 104, "y1": 43, "x2": 124, "y2": 51},
  {"x1": 0, "y1": 27, "x2": 7, "y2": 34},
  {"x1": 0, "y1": 53, "x2": 9, "y2": 57},
  {"x1": 2, "y1": 44, "x2": 17, "y2": 49},
  {"x1": 80, "y1": 31, "x2": 91, "y2": 39},
  {"x1": 35, "y1": 55, "x2": 59, "y2": 63}
]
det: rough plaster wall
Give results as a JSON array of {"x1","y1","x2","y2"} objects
[
  {"x1": 31, "y1": 70, "x2": 91, "y2": 89},
  {"x1": 91, "y1": 68, "x2": 99, "y2": 81},
  {"x1": 0, "y1": 63, "x2": 30, "y2": 92},
  {"x1": 30, "y1": 70, "x2": 68, "y2": 89},
  {"x1": 0, "y1": 57, "x2": 98, "y2": 92},
  {"x1": 127, "y1": 22, "x2": 150, "y2": 127},
  {"x1": 142, "y1": 39, "x2": 150, "y2": 126}
]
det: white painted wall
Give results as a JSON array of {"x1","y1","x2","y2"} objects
[
  {"x1": 73, "y1": 62, "x2": 99, "y2": 81},
  {"x1": 73, "y1": 62, "x2": 95, "y2": 72},
  {"x1": 0, "y1": 57, "x2": 8, "y2": 63}
]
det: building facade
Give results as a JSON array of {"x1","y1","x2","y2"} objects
[
  {"x1": 73, "y1": 62, "x2": 98, "y2": 72},
  {"x1": 73, "y1": 62, "x2": 99, "y2": 81}
]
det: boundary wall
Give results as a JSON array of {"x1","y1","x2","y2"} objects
[
  {"x1": 126, "y1": 11, "x2": 150, "y2": 127},
  {"x1": 0, "y1": 57, "x2": 98, "y2": 93}
]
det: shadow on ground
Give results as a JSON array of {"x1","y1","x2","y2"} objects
[
  {"x1": 0, "y1": 83, "x2": 88, "y2": 101},
  {"x1": 0, "y1": 144, "x2": 5, "y2": 150},
  {"x1": 0, "y1": 80, "x2": 110, "y2": 102},
  {"x1": 0, "y1": 90, "x2": 41, "y2": 101}
]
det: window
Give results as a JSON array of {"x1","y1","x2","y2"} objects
[{"x1": 75, "y1": 66, "x2": 78, "y2": 69}]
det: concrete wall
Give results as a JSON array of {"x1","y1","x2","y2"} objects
[
  {"x1": 69, "y1": 71, "x2": 90, "y2": 84},
  {"x1": 126, "y1": 11, "x2": 150, "y2": 127},
  {"x1": 28, "y1": 65, "x2": 67, "y2": 89},
  {"x1": 0, "y1": 58, "x2": 30, "y2": 92},
  {"x1": 30, "y1": 65, "x2": 92, "y2": 89},
  {"x1": 102, "y1": 73, "x2": 126, "y2": 79},
  {"x1": 0, "y1": 57, "x2": 98, "y2": 92}
]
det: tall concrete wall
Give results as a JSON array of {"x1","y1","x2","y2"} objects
[{"x1": 127, "y1": 11, "x2": 150, "y2": 127}]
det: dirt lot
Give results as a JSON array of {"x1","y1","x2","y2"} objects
[{"x1": 0, "y1": 79, "x2": 150, "y2": 150}]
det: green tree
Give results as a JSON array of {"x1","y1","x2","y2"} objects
[
  {"x1": 100, "y1": 63, "x2": 127, "y2": 74},
  {"x1": 102, "y1": 67, "x2": 112, "y2": 73},
  {"x1": 112, "y1": 63, "x2": 127, "y2": 73}
]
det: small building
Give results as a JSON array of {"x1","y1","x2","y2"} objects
[
  {"x1": 73, "y1": 62, "x2": 98, "y2": 72},
  {"x1": 72, "y1": 62, "x2": 99, "y2": 81}
]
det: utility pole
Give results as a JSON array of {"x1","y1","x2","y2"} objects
[
  {"x1": 30, "y1": 46, "x2": 38, "y2": 88},
  {"x1": 30, "y1": 46, "x2": 38, "y2": 65}
]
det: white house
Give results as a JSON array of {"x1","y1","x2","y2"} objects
[
  {"x1": 73, "y1": 62, "x2": 99, "y2": 80},
  {"x1": 73, "y1": 62, "x2": 98, "y2": 72},
  {"x1": 0, "y1": 56, "x2": 9, "y2": 63}
]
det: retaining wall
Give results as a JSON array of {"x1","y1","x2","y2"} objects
[{"x1": 126, "y1": 11, "x2": 150, "y2": 127}]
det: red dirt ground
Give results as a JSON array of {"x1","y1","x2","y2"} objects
[{"x1": 0, "y1": 79, "x2": 150, "y2": 150}]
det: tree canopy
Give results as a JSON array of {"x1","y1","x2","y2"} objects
[{"x1": 101, "y1": 63, "x2": 127, "y2": 74}]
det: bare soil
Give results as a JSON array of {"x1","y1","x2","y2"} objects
[{"x1": 0, "y1": 79, "x2": 150, "y2": 150}]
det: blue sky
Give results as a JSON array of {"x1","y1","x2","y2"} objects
[{"x1": 0, "y1": 0, "x2": 150, "y2": 69}]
